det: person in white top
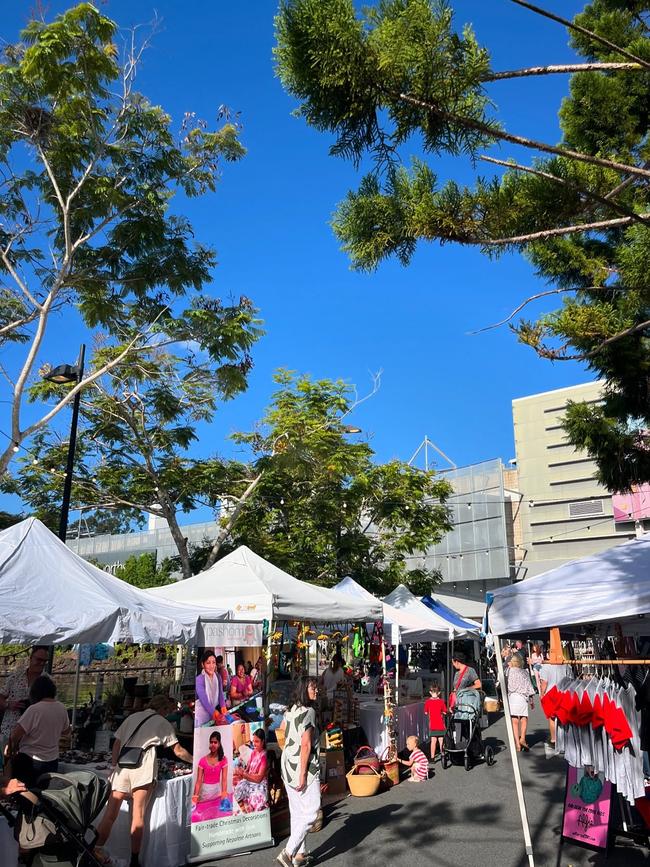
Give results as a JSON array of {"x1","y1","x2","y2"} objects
[
  {"x1": 321, "y1": 654, "x2": 345, "y2": 701},
  {"x1": 7, "y1": 675, "x2": 71, "y2": 787}
]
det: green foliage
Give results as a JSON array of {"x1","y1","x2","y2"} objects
[
  {"x1": 275, "y1": 0, "x2": 650, "y2": 489},
  {"x1": 115, "y1": 552, "x2": 175, "y2": 589},
  {"x1": 226, "y1": 371, "x2": 453, "y2": 595}
]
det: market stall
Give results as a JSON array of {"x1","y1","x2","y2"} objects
[
  {"x1": 0, "y1": 518, "x2": 231, "y2": 867},
  {"x1": 151, "y1": 548, "x2": 384, "y2": 857},
  {"x1": 487, "y1": 533, "x2": 650, "y2": 867},
  {"x1": 334, "y1": 577, "x2": 451, "y2": 754},
  {"x1": 149, "y1": 545, "x2": 383, "y2": 624}
]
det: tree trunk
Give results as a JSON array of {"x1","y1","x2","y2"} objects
[
  {"x1": 202, "y1": 472, "x2": 264, "y2": 570},
  {"x1": 163, "y1": 505, "x2": 193, "y2": 580}
]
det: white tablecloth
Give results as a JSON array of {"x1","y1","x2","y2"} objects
[
  {"x1": 359, "y1": 700, "x2": 428, "y2": 754},
  {"x1": 1, "y1": 763, "x2": 192, "y2": 867}
]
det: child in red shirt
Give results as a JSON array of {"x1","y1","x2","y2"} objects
[{"x1": 424, "y1": 683, "x2": 448, "y2": 762}]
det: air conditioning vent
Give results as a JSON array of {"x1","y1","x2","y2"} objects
[{"x1": 568, "y1": 500, "x2": 604, "y2": 518}]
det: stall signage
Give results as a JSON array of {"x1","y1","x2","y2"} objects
[
  {"x1": 562, "y1": 766, "x2": 612, "y2": 851},
  {"x1": 189, "y1": 638, "x2": 272, "y2": 863},
  {"x1": 202, "y1": 622, "x2": 262, "y2": 647}
]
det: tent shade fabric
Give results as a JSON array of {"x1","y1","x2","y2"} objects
[
  {"x1": 150, "y1": 546, "x2": 382, "y2": 623},
  {"x1": 487, "y1": 534, "x2": 650, "y2": 635},
  {"x1": 383, "y1": 584, "x2": 474, "y2": 639},
  {"x1": 429, "y1": 592, "x2": 486, "y2": 621},
  {"x1": 0, "y1": 518, "x2": 230, "y2": 645},
  {"x1": 420, "y1": 594, "x2": 480, "y2": 635},
  {"x1": 334, "y1": 576, "x2": 449, "y2": 644}
]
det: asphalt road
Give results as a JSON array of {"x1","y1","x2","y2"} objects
[{"x1": 215, "y1": 707, "x2": 649, "y2": 867}]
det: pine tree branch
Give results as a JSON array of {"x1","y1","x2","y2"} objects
[
  {"x1": 395, "y1": 90, "x2": 650, "y2": 180},
  {"x1": 479, "y1": 155, "x2": 649, "y2": 226},
  {"x1": 485, "y1": 214, "x2": 646, "y2": 246},
  {"x1": 483, "y1": 62, "x2": 643, "y2": 81},
  {"x1": 534, "y1": 317, "x2": 650, "y2": 362},
  {"x1": 509, "y1": 0, "x2": 650, "y2": 71}
]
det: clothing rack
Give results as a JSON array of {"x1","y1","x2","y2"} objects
[{"x1": 564, "y1": 659, "x2": 650, "y2": 665}]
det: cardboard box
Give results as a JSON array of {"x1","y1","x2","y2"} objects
[{"x1": 325, "y1": 749, "x2": 346, "y2": 795}]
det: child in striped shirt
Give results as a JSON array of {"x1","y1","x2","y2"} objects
[{"x1": 399, "y1": 735, "x2": 428, "y2": 782}]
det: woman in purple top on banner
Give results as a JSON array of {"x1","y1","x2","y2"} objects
[{"x1": 195, "y1": 650, "x2": 226, "y2": 726}]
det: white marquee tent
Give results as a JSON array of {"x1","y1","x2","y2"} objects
[
  {"x1": 383, "y1": 584, "x2": 477, "y2": 639},
  {"x1": 0, "y1": 518, "x2": 230, "y2": 645},
  {"x1": 150, "y1": 545, "x2": 382, "y2": 623},
  {"x1": 485, "y1": 534, "x2": 650, "y2": 867},
  {"x1": 334, "y1": 576, "x2": 450, "y2": 643},
  {"x1": 487, "y1": 533, "x2": 650, "y2": 635}
]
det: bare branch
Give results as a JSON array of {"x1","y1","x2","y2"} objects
[
  {"x1": 396, "y1": 90, "x2": 650, "y2": 180},
  {"x1": 468, "y1": 286, "x2": 596, "y2": 334},
  {"x1": 509, "y1": 0, "x2": 650, "y2": 71},
  {"x1": 0, "y1": 307, "x2": 40, "y2": 337},
  {"x1": 1, "y1": 245, "x2": 42, "y2": 310},
  {"x1": 479, "y1": 155, "x2": 649, "y2": 226},
  {"x1": 483, "y1": 62, "x2": 643, "y2": 81},
  {"x1": 485, "y1": 214, "x2": 646, "y2": 246}
]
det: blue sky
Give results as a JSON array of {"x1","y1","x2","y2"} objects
[{"x1": 2, "y1": 0, "x2": 590, "y2": 515}]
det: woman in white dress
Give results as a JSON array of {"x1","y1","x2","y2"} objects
[{"x1": 507, "y1": 654, "x2": 536, "y2": 751}]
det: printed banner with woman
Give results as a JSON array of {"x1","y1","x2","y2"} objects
[{"x1": 189, "y1": 639, "x2": 272, "y2": 863}]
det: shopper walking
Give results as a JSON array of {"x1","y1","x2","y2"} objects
[
  {"x1": 506, "y1": 655, "x2": 535, "y2": 751},
  {"x1": 277, "y1": 677, "x2": 321, "y2": 867}
]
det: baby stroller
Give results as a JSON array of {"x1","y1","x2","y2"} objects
[
  {"x1": 441, "y1": 689, "x2": 495, "y2": 772},
  {"x1": 0, "y1": 770, "x2": 110, "y2": 866}
]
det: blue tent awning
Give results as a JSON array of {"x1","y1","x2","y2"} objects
[{"x1": 420, "y1": 594, "x2": 480, "y2": 635}]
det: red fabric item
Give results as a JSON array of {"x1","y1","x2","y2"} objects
[
  {"x1": 591, "y1": 693, "x2": 605, "y2": 729},
  {"x1": 555, "y1": 687, "x2": 576, "y2": 726},
  {"x1": 608, "y1": 703, "x2": 633, "y2": 749},
  {"x1": 573, "y1": 690, "x2": 594, "y2": 727},
  {"x1": 424, "y1": 697, "x2": 448, "y2": 731},
  {"x1": 541, "y1": 685, "x2": 561, "y2": 719}
]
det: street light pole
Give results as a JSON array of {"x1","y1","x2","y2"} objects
[{"x1": 56, "y1": 344, "x2": 85, "y2": 541}]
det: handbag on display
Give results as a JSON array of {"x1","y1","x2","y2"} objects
[
  {"x1": 117, "y1": 710, "x2": 156, "y2": 769},
  {"x1": 448, "y1": 665, "x2": 468, "y2": 710}
]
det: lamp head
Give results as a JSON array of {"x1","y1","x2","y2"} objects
[{"x1": 43, "y1": 363, "x2": 78, "y2": 384}]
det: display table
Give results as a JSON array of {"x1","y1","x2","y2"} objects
[
  {"x1": 358, "y1": 699, "x2": 428, "y2": 754},
  {"x1": 1, "y1": 762, "x2": 192, "y2": 867}
]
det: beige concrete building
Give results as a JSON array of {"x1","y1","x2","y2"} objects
[{"x1": 513, "y1": 381, "x2": 640, "y2": 579}]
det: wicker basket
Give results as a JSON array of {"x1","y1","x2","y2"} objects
[
  {"x1": 346, "y1": 766, "x2": 382, "y2": 797},
  {"x1": 379, "y1": 747, "x2": 400, "y2": 787},
  {"x1": 275, "y1": 729, "x2": 286, "y2": 750}
]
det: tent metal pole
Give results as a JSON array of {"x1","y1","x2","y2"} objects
[
  {"x1": 382, "y1": 627, "x2": 389, "y2": 752},
  {"x1": 70, "y1": 650, "x2": 82, "y2": 738},
  {"x1": 264, "y1": 620, "x2": 274, "y2": 716},
  {"x1": 494, "y1": 634, "x2": 535, "y2": 866}
]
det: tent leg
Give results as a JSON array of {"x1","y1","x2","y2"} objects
[
  {"x1": 381, "y1": 631, "x2": 389, "y2": 754},
  {"x1": 264, "y1": 620, "x2": 274, "y2": 716},
  {"x1": 70, "y1": 651, "x2": 82, "y2": 738},
  {"x1": 494, "y1": 635, "x2": 535, "y2": 867}
]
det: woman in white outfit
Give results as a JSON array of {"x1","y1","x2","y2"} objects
[
  {"x1": 276, "y1": 677, "x2": 321, "y2": 867},
  {"x1": 507, "y1": 654, "x2": 536, "y2": 751}
]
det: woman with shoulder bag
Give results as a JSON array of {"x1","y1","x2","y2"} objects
[
  {"x1": 94, "y1": 695, "x2": 193, "y2": 867},
  {"x1": 276, "y1": 677, "x2": 321, "y2": 867}
]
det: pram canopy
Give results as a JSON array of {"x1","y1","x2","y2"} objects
[
  {"x1": 34, "y1": 771, "x2": 110, "y2": 834},
  {"x1": 452, "y1": 688, "x2": 482, "y2": 721}
]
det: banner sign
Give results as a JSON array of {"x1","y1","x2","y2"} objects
[
  {"x1": 562, "y1": 766, "x2": 612, "y2": 851},
  {"x1": 202, "y1": 622, "x2": 263, "y2": 647},
  {"x1": 189, "y1": 642, "x2": 272, "y2": 863}
]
